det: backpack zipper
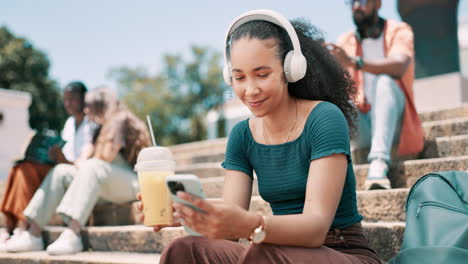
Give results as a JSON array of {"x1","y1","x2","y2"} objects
[{"x1": 416, "y1": 201, "x2": 468, "y2": 217}]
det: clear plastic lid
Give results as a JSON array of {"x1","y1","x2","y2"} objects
[{"x1": 134, "y1": 146, "x2": 175, "y2": 172}]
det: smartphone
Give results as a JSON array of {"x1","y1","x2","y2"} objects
[{"x1": 166, "y1": 174, "x2": 206, "y2": 236}]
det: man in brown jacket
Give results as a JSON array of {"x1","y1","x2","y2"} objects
[{"x1": 327, "y1": 0, "x2": 424, "y2": 189}]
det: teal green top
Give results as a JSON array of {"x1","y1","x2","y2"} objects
[{"x1": 222, "y1": 102, "x2": 362, "y2": 229}]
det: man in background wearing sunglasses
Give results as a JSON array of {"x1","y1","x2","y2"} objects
[{"x1": 327, "y1": 0, "x2": 424, "y2": 190}]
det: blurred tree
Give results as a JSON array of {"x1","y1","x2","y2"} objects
[
  {"x1": 110, "y1": 46, "x2": 226, "y2": 145},
  {"x1": 0, "y1": 26, "x2": 65, "y2": 132}
]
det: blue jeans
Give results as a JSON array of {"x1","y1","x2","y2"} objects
[{"x1": 352, "y1": 75, "x2": 405, "y2": 164}]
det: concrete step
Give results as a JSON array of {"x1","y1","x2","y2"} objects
[
  {"x1": 421, "y1": 134, "x2": 468, "y2": 159},
  {"x1": 168, "y1": 138, "x2": 227, "y2": 157},
  {"x1": 175, "y1": 151, "x2": 225, "y2": 167},
  {"x1": 423, "y1": 117, "x2": 468, "y2": 139},
  {"x1": 357, "y1": 189, "x2": 408, "y2": 222},
  {"x1": 201, "y1": 176, "x2": 259, "y2": 198},
  {"x1": 43, "y1": 226, "x2": 184, "y2": 254},
  {"x1": 418, "y1": 103, "x2": 468, "y2": 122},
  {"x1": 364, "y1": 221, "x2": 405, "y2": 261},
  {"x1": 176, "y1": 162, "x2": 224, "y2": 178},
  {"x1": 205, "y1": 182, "x2": 408, "y2": 222},
  {"x1": 353, "y1": 132, "x2": 468, "y2": 165},
  {"x1": 355, "y1": 155, "x2": 468, "y2": 189},
  {"x1": 37, "y1": 222, "x2": 403, "y2": 262},
  {"x1": 0, "y1": 251, "x2": 160, "y2": 264},
  {"x1": 249, "y1": 189, "x2": 409, "y2": 222}
]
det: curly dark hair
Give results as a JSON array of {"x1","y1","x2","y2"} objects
[{"x1": 228, "y1": 19, "x2": 358, "y2": 133}]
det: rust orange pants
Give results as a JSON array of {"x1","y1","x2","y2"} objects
[{"x1": 0, "y1": 161, "x2": 52, "y2": 232}]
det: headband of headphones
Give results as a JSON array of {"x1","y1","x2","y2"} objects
[{"x1": 223, "y1": 9, "x2": 307, "y2": 85}]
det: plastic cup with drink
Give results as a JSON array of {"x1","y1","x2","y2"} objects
[{"x1": 134, "y1": 116, "x2": 175, "y2": 226}]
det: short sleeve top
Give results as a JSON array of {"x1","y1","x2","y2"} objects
[
  {"x1": 222, "y1": 102, "x2": 362, "y2": 229},
  {"x1": 61, "y1": 116, "x2": 96, "y2": 162}
]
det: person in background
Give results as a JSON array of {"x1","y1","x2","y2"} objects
[
  {"x1": 327, "y1": 0, "x2": 424, "y2": 189},
  {"x1": 140, "y1": 9, "x2": 382, "y2": 263},
  {"x1": 4, "y1": 86, "x2": 151, "y2": 255},
  {"x1": 0, "y1": 81, "x2": 95, "y2": 248}
]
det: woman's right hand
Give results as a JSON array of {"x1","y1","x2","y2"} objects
[{"x1": 136, "y1": 193, "x2": 181, "y2": 232}]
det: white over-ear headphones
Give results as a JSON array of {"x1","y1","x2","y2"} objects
[{"x1": 223, "y1": 9, "x2": 307, "y2": 86}]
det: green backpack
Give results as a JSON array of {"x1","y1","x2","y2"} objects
[{"x1": 389, "y1": 171, "x2": 468, "y2": 264}]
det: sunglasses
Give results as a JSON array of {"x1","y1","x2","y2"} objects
[{"x1": 346, "y1": 0, "x2": 369, "y2": 6}]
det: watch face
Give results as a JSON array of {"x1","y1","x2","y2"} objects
[{"x1": 253, "y1": 230, "x2": 266, "y2": 244}]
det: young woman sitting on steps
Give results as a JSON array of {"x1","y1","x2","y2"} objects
[{"x1": 139, "y1": 9, "x2": 383, "y2": 264}]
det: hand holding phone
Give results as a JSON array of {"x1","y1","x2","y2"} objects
[{"x1": 166, "y1": 174, "x2": 206, "y2": 236}]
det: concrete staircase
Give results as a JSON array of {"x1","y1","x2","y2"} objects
[{"x1": 0, "y1": 104, "x2": 466, "y2": 263}]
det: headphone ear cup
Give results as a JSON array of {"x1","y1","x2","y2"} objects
[
  {"x1": 283, "y1": 51, "x2": 307, "y2": 83},
  {"x1": 283, "y1": 51, "x2": 294, "y2": 82},
  {"x1": 290, "y1": 53, "x2": 307, "y2": 82},
  {"x1": 223, "y1": 64, "x2": 232, "y2": 86}
]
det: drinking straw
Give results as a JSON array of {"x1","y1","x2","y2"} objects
[{"x1": 146, "y1": 115, "x2": 157, "y2": 146}]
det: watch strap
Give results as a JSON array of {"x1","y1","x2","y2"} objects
[
  {"x1": 355, "y1": 56, "x2": 365, "y2": 70},
  {"x1": 248, "y1": 214, "x2": 266, "y2": 244}
]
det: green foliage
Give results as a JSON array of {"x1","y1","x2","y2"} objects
[
  {"x1": 110, "y1": 46, "x2": 227, "y2": 145},
  {"x1": 0, "y1": 26, "x2": 66, "y2": 132}
]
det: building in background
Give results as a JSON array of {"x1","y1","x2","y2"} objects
[
  {"x1": 459, "y1": 16, "x2": 468, "y2": 76},
  {"x1": 413, "y1": 15, "x2": 468, "y2": 112},
  {"x1": 206, "y1": 96, "x2": 251, "y2": 140},
  {"x1": 0, "y1": 89, "x2": 34, "y2": 180},
  {"x1": 399, "y1": 0, "x2": 461, "y2": 79}
]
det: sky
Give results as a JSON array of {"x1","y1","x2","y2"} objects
[{"x1": 2, "y1": 0, "x2": 468, "y2": 90}]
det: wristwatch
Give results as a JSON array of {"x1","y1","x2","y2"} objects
[
  {"x1": 249, "y1": 215, "x2": 266, "y2": 244},
  {"x1": 354, "y1": 56, "x2": 365, "y2": 69}
]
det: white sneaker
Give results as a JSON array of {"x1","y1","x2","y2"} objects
[
  {"x1": 46, "y1": 228, "x2": 83, "y2": 255},
  {"x1": 0, "y1": 242, "x2": 6, "y2": 252},
  {"x1": 5, "y1": 230, "x2": 43, "y2": 252},
  {"x1": 10, "y1": 228, "x2": 25, "y2": 238},
  {"x1": 0, "y1": 228, "x2": 13, "y2": 252},
  {"x1": 0, "y1": 228, "x2": 9, "y2": 242},
  {"x1": 0, "y1": 228, "x2": 9, "y2": 253},
  {"x1": 365, "y1": 159, "x2": 391, "y2": 190}
]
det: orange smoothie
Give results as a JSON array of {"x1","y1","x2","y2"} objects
[{"x1": 138, "y1": 170, "x2": 173, "y2": 226}]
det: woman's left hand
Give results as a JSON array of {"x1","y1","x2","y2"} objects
[
  {"x1": 174, "y1": 192, "x2": 258, "y2": 240},
  {"x1": 48, "y1": 145, "x2": 68, "y2": 164}
]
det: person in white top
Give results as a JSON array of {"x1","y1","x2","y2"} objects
[
  {"x1": 48, "y1": 83, "x2": 96, "y2": 166},
  {"x1": 0, "y1": 81, "x2": 95, "y2": 248}
]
